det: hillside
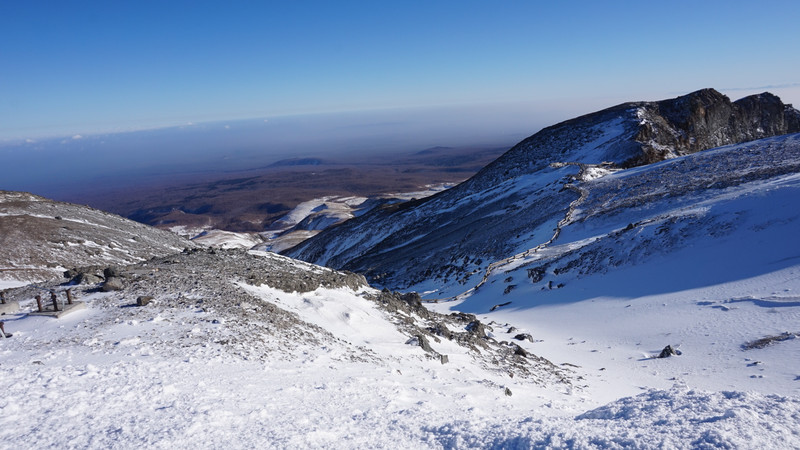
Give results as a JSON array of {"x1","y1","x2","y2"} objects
[
  {"x1": 285, "y1": 89, "x2": 800, "y2": 291},
  {"x1": 1, "y1": 247, "x2": 798, "y2": 447},
  {"x1": 0, "y1": 191, "x2": 195, "y2": 288}
]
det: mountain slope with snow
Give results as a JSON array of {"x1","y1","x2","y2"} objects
[
  {"x1": 423, "y1": 133, "x2": 800, "y2": 405},
  {"x1": 0, "y1": 191, "x2": 195, "y2": 288},
  {"x1": 285, "y1": 89, "x2": 800, "y2": 291},
  {"x1": 2, "y1": 246, "x2": 799, "y2": 448},
  {"x1": 3, "y1": 89, "x2": 800, "y2": 447}
]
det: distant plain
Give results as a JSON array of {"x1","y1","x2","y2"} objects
[{"x1": 3, "y1": 107, "x2": 539, "y2": 231}]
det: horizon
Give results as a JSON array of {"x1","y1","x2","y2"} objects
[
  {"x1": 2, "y1": 1, "x2": 799, "y2": 141},
  {"x1": 1, "y1": 87, "x2": 796, "y2": 145}
]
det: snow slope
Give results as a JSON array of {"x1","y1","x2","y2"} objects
[
  {"x1": 189, "y1": 229, "x2": 263, "y2": 249},
  {"x1": 257, "y1": 185, "x2": 454, "y2": 253},
  {"x1": 416, "y1": 134, "x2": 800, "y2": 441},
  {"x1": 1, "y1": 246, "x2": 799, "y2": 447}
]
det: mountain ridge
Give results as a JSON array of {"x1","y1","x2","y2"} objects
[{"x1": 285, "y1": 89, "x2": 800, "y2": 292}]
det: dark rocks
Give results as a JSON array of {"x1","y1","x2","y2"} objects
[
  {"x1": 64, "y1": 266, "x2": 105, "y2": 284},
  {"x1": 502, "y1": 285, "x2": 516, "y2": 295},
  {"x1": 629, "y1": 89, "x2": 800, "y2": 167},
  {"x1": 102, "y1": 278, "x2": 124, "y2": 292},
  {"x1": 77, "y1": 272, "x2": 104, "y2": 285},
  {"x1": 657, "y1": 345, "x2": 682, "y2": 358},
  {"x1": 440, "y1": 354, "x2": 449, "y2": 365},
  {"x1": 527, "y1": 267, "x2": 547, "y2": 283},
  {"x1": 466, "y1": 320, "x2": 487, "y2": 338},
  {"x1": 237, "y1": 249, "x2": 368, "y2": 293},
  {"x1": 427, "y1": 322, "x2": 453, "y2": 340},
  {"x1": 514, "y1": 333, "x2": 534, "y2": 343},
  {"x1": 415, "y1": 334, "x2": 434, "y2": 353},
  {"x1": 103, "y1": 266, "x2": 123, "y2": 279},
  {"x1": 399, "y1": 292, "x2": 424, "y2": 310},
  {"x1": 136, "y1": 296, "x2": 154, "y2": 306},
  {"x1": 406, "y1": 334, "x2": 438, "y2": 354},
  {"x1": 511, "y1": 343, "x2": 529, "y2": 358},
  {"x1": 372, "y1": 289, "x2": 430, "y2": 319},
  {"x1": 742, "y1": 331, "x2": 798, "y2": 350},
  {"x1": 490, "y1": 301, "x2": 512, "y2": 311},
  {"x1": 504, "y1": 387, "x2": 512, "y2": 396}
]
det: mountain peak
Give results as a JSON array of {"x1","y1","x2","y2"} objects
[{"x1": 629, "y1": 88, "x2": 799, "y2": 166}]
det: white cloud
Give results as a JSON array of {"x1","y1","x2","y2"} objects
[{"x1": 71, "y1": 134, "x2": 83, "y2": 140}]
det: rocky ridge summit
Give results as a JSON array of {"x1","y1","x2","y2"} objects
[
  {"x1": 284, "y1": 89, "x2": 800, "y2": 292},
  {"x1": 0, "y1": 191, "x2": 196, "y2": 286}
]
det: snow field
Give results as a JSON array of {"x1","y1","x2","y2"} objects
[{"x1": 3, "y1": 274, "x2": 800, "y2": 448}]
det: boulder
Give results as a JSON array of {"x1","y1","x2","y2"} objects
[
  {"x1": 406, "y1": 334, "x2": 434, "y2": 353},
  {"x1": 514, "y1": 333, "x2": 534, "y2": 343},
  {"x1": 512, "y1": 344, "x2": 529, "y2": 358},
  {"x1": 77, "y1": 273, "x2": 104, "y2": 285},
  {"x1": 658, "y1": 345, "x2": 682, "y2": 358},
  {"x1": 102, "y1": 277, "x2": 124, "y2": 292},
  {"x1": 465, "y1": 321, "x2": 487, "y2": 338},
  {"x1": 103, "y1": 266, "x2": 122, "y2": 279}
]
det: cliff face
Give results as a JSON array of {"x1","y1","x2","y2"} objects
[{"x1": 630, "y1": 89, "x2": 800, "y2": 166}]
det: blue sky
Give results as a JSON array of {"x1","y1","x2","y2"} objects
[{"x1": 1, "y1": 0, "x2": 799, "y2": 140}]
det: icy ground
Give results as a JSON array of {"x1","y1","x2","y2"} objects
[{"x1": 1, "y1": 250, "x2": 799, "y2": 447}]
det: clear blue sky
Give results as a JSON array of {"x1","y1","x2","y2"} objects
[{"x1": 2, "y1": 0, "x2": 798, "y2": 140}]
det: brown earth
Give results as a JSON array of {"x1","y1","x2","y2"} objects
[{"x1": 71, "y1": 145, "x2": 509, "y2": 232}]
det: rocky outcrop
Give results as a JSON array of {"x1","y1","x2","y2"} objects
[
  {"x1": 629, "y1": 89, "x2": 800, "y2": 166},
  {"x1": 658, "y1": 345, "x2": 682, "y2": 358}
]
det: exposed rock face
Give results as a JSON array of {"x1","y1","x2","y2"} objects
[
  {"x1": 629, "y1": 89, "x2": 800, "y2": 166},
  {"x1": 285, "y1": 89, "x2": 800, "y2": 292}
]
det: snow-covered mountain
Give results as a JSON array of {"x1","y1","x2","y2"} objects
[
  {"x1": 3, "y1": 89, "x2": 800, "y2": 447},
  {"x1": 285, "y1": 89, "x2": 800, "y2": 292},
  {"x1": 0, "y1": 191, "x2": 195, "y2": 288}
]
